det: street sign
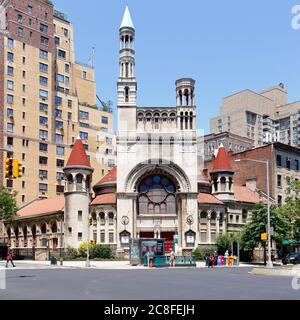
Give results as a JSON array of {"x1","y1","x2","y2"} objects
[{"x1": 261, "y1": 233, "x2": 268, "y2": 241}]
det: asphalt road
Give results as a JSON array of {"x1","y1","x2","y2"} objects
[{"x1": 0, "y1": 267, "x2": 299, "y2": 300}]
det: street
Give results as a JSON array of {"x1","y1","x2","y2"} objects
[{"x1": 0, "y1": 267, "x2": 299, "y2": 300}]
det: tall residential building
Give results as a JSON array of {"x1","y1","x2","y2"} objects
[
  {"x1": 0, "y1": 0, "x2": 115, "y2": 206},
  {"x1": 210, "y1": 83, "x2": 300, "y2": 148}
]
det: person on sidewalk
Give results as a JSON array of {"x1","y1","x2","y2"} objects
[
  {"x1": 169, "y1": 249, "x2": 176, "y2": 267},
  {"x1": 214, "y1": 251, "x2": 218, "y2": 267},
  {"x1": 6, "y1": 250, "x2": 16, "y2": 268}
]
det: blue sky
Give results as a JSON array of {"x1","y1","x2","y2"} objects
[{"x1": 54, "y1": 0, "x2": 300, "y2": 133}]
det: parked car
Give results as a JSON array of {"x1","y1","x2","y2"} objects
[{"x1": 282, "y1": 252, "x2": 300, "y2": 265}]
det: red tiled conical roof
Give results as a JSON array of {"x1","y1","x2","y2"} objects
[
  {"x1": 96, "y1": 167, "x2": 117, "y2": 185},
  {"x1": 66, "y1": 137, "x2": 91, "y2": 168},
  {"x1": 212, "y1": 145, "x2": 233, "y2": 171}
]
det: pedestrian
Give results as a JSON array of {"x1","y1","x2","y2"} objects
[
  {"x1": 210, "y1": 254, "x2": 215, "y2": 268},
  {"x1": 169, "y1": 249, "x2": 176, "y2": 267},
  {"x1": 6, "y1": 250, "x2": 16, "y2": 268},
  {"x1": 225, "y1": 250, "x2": 229, "y2": 257},
  {"x1": 214, "y1": 251, "x2": 218, "y2": 267}
]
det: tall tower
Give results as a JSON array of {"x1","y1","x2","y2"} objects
[
  {"x1": 210, "y1": 144, "x2": 235, "y2": 201},
  {"x1": 63, "y1": 137, "x2": 94, "y2": 248},
  {"x1": 118, "y1": 5, "x2": 137, "y2": 132},
  {"x1": 176, "y1": 78, "x2": 196, "y2": 131}
]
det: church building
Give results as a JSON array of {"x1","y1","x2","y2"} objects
[{"x1": 0, "y1": 6, "x2": 263, "y2": 259}]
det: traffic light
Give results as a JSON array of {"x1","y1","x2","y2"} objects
[
  {"x1": 13, "y1": 159, "x2": 23, "y2": 179},
  {"x1": 89, "y1": 217, "x2": 93, "y2": 226},
  {"x1": 5, "y1": 158, "x2": 14, "y2": 179}
]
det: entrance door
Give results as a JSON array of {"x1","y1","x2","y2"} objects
[{"x1": 161, "y1": 232, "x2": 175, "y2": 254}]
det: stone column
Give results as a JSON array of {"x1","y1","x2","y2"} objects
[
  {"x1": 222, "y1": 214, "x2": 227, "y2": 234},
  {"x1": 207, "y1": 212, "x2": 211, "y2": 244},
  {"x1": 216, "y1": 212, "x2": 220, "y2": 237},
  {"x1": 105, "y1": 212, "x2": 109, "y2": 244}
]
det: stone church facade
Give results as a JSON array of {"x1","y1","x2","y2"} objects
[{"x1": 0, "y1": 7, "x2": 263, "y2": 259}]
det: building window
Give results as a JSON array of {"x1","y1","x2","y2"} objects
[
  {"x1": 56, "y1": 146, "x2": 65, "y2": 156},
  {"x1": 286, "y1": 158, "x2": 291, "y2": 170},
  {"x1": 109, "y1": 233, "x2": 114, "y2": 243},
  {"x1": 7, "y1": 95, "x2": 14, "y2": 104},
  {"x1": 277, "y1": 175, "x2": 282, "y2": 188},
  {"x1": 68, "y1": 112, "x2": 72, "y2": 121},
  {"x1": 278, "y1": 195, "x2": 283, "y2": 207},
  {"x1": 39, "y1": 170, "x2": 48, "y2": 180},
  {"x1": 39, "y1": 116, "x2": 48, "y2": 126},
  {"x1": 79, "y1": 111, "x2": 89, "y2": 120},
  {"x1": 39, "y1": 184, "x2": 48, "y2": 192},
  {"x1": 63, "y1": 28, "x2": 68, "y2": 37},
  {"x1": 7, "y1": 52, "x2": 14, "y2": 62},
  {"x1": 7, "y1": 38, "x2": 14, "y2": 49},
  {"x1": 68, "y1": 228, "x2": 72, "y2": 235},
  {"x1": 55, "y1": 96, "x2": 62, "y2": 105},
  {"x1": 40, "y1": 49, "x2": 48, "y2": 59},
  {"x1": 276, "y1": 155, "x2": 282, "y2": 167},
  {"x1": 39, "y1": 130, "x2": 48, "y2": 140},
  {"x1": 7, "y1": 123, "x2": 14, "y2": 133},
  {"x1": 40, "y1": 103, "x2": 48, "y2": 112},
  {"x1": 7, "y1": 137, "x2": 13, "y2": 146},
  {"x1": 57, "y1": 159, "x2": 65, "y2": 168},
  {"x1": 18, "y1": 27, "x2": 23, "y2": 37},
  {"x1": 28, "y1": 5, "x2": 33, "y2": 15},
  {"x1": 102, "y1": 116, "x2": 108, "y2": 124},
  {"x1": 83, "y1": 71, "x2": 87, "y2": 79},
  {"x1": 78, "y1": 211, "x2": 83, "y2": 222},
  {"x1": 22, "y1": 56, "x2": 26, "y2": 64},
  {"x1": 39, "y1": 63, "x2": 48, "y2": 73},
  {"x1": 39, "y1": 157, "x2": 48, "y2": 165},
  {"x1": 40, "y1": 24, "x2": 48, "y2": 34},
  {"x1": 68, "y1": 100, "x2": 72, "y2": 108},
  {"x1": 55, "y1": 121, "x2": 64, "y2": 130},
  {"x1": 106, "y1": 137, "x2": 113, "y2": 145},
  {"x1": 100, "y1": 231, "x2": 105, "y2": 243},
  {"x1": 39, "y1": 89, "x2": 48, "y2": 100},
  {"x1": 77, "y1": 233, "x2": 83, "y2": 242},
  {"x1": 18, "y1": 14, "x2": 23, "y2": 23},
  {"x1": 58, "y1": 49, "x2": 66, "y2": 59},
  {"x1": 39, "y1": 143, "x2": 48, "y2": 152},
  {"x1": 65, "y1": 64, "x2": 70, "y2": 72},
  {"x1": 7, "y1": 66, "x2": 14, "y2": 76},
  {"x1": 7, "y1": 108, "x2": 13, "y2": 117},
  {"x1": 108, "y1": 159, "x2": 115, "y2": 168},
  {"x1": 7, "y1": 80, "x2": 14, "y2": 90},
  {"x1": 295, "y1": 160, "x2": 299, "y2": 171},
  {"x1": 55, "y1": 134, "x2": 64, "y2": 143},
  {"x1": 56, "y1": 185, "x2": 64, "y2": 193},
  {"x1": 55, "y1": 109, "x2": 62, "y2": 118},
  {"x1": 57, "y1": 172, "x2": 64, "y2": 181},
  {"x1": 80, "y1": 122, "x2": 89, "y2": 128},
  {"x1": 56, "y1": 73, "x2": 64, "y2": 83},
  {"x1": 80, "y1": 132, "x2": 88, "y2": 141},
  {"x1": 39, "y1": 75, "x2": 48, "y2": 86},
  {"x1": 41, "y1": 36, "x2": 49, "y2": 46}
]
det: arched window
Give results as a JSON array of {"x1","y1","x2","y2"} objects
[
  {"x1": 76, "y1": 174, "x2": 83, "y2": 191},
  {"x1": 242, "y1": 209, "x2": 248, "y2": 224},
  {"x1": 108, "y1": 212, "x2": 114, "y2": 225},
  {"x1": 200, "y1": 212, "x2": 207, "y2": 225},
  {"x1": 125, "y1": 87, "x2": 129, "y2": 103},
  {"x1": 178, "y1": 90, "x2": 183, "y2": 106},
  {"x1": 86, "y1": 175, "x2": 90, "y2": 191},
  {"x1": 213, "y1": 179, "x2": 218, "y2": 192},
  {"x1": 229, "y1": 177, "x2": 233, "y2": 191},
  {"x1": 6, "y1": 228, "x2": 11, "y2": 240},
  {"x1": 154, "y1": 113, "x2": 160, "y2": 129},
  {"x1": 184, "y1": 89, "x2": 189, "y2": 106},
  {"x1": 146, "y1": 113, "x2": 152, "y2": 122},
  {"x1": 125, "y1": 35, "x2": 129, "y2": 48},
  {"x1": 190, "y1": 112, "x2": 193, "y2": 130},
  {"x1": 51, "y1": 222, "x2": 58, "y2": 234},
  {"x1": 162, "y1": 113, "x2": 168, "y2": 122},
  {"x1": 211, "y1": 212, "x2": 216, "y2": 226},
  {"x1": 14, "y1": 227, "x2": 19, "y2": 240},
  {"x1": 125, "y1": 62, "x2": 129, "y2": 77},
  {"x1": 220, "y1": 177, "x2": 226, "y2": 192},
  {"x1": 170, "y1": 113, "x2": 176, "y2": 123},
  {"x1": 99, "y1": 212, "x2": 105, "y2": 225},
  {"x1": 32, "y1": 225, "x2": 37, "y2": 246},
  {"x1": 41, "y1": 223, "x2": 47, "y2": 235},
  {"x1": 138, "y1": 175, "x2": 176, "y2": 215},
  {"x1": 67, "y1": 174, "x2": 73, "y2": 188},
  {"x1": 23, "y1": 226, "x2": 28, "y2": 240},
  {"x1": 138, "y1": 113, "x2": 144, "y2": 122},
  {"x1": 180, "y1": 112, "x2": 184, "y2": 130}
]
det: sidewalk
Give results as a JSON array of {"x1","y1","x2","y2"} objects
[{"x1": 1, "y1": 260, "x2": 257, "y2": 270}]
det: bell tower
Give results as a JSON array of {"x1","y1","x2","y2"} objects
[
  {"x1": 118, "y1": 5, "x2": 137, "y2": 132},
  {"x1": 176, "y1": 78, "x2": 196, "y2": 131}
]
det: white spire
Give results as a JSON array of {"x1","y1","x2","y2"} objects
[{"x1": 120, "y1": 5, "x2": 134, "y2": 30}]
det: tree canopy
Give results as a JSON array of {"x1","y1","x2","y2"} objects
[
  {"x1": 241, "y1": 202, "x2": 289, "y2": 252},
  {"x1": 0, "y1": 186, "x2": 18, "y2": 221}
]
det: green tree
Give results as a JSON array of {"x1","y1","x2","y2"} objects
[
  {"x1": 216, "y1": 234, "x2": 231, "y2": 255},
  {"x1": 0, "y1": 186, "x2": 17, "y2": 221},
  {"x1": 241, "y1": 202, "x2": 289, "y2": 255},
  {"x1": 279, "y1": 177, "x2": 300, "y2": 242}
]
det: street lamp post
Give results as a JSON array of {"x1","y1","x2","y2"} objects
[{"x1": 235, "y1": 158, "x2": 273, "y2": 268}]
